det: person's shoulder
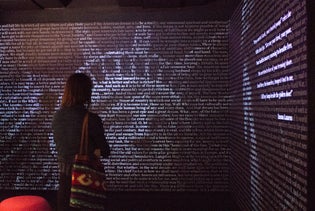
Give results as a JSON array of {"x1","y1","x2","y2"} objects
[
  {"x1": 53, "y1": 107, "x2": 69, "y2": 118},
  {"x1": 88, "y1": 111, "x2": 102, "y2": 122},
  {"x1": 88, "y1": 111, "x2": 101, "y2": 118},
  {"x1": 53, "y1": 108, "x2": 63, "y2": 119},
  {"x1": 52, "y1": 108, "x2": 64, "y2": 127},
  {"x1": 54, "y1": 106, "x2": 84, "y2": 119}
]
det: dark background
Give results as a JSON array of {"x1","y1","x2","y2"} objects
[{"x1": 0, "y1": 0, "x2": 314, "y2": 210}]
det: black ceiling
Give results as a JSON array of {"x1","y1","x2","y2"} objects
[
  {"x1": 0, "y1": 0, "x2": 241, "y2": 22},
  {"x1": 0, "y1": 0, "x2": 239, "y2": 11}
]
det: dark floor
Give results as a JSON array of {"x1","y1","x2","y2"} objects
[{"x1": 0, "y1": 191, "x2": 240, "y2": 211}]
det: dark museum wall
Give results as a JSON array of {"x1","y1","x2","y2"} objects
[
  {"x1": 1, "y1": 0, "x2": 314, "y2": 210},
  {"x1": 229, "y1": 0, "x2": 309, "y2": 210},
  {"x1": 0, "y1": 18, "x2": 230, "y2": 191},
  {"x1": 307, "y1": 0, "x2": 315, "y2": 210}
]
